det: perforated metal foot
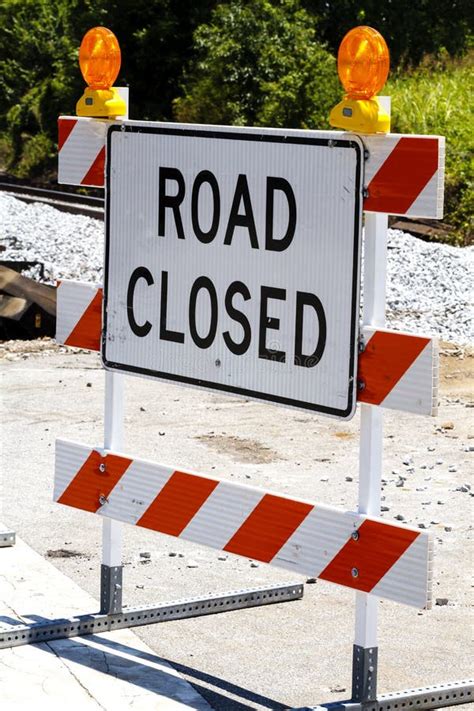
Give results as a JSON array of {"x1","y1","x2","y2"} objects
[
  {"x1": 0, "y1": 581, "x2": 303, "y2": 649},
  {"x1": 0, "y1": 531, "x2": 15, "y2": 547},
  {"x1": 293, "y1": 678, "x2": 474, "y2": 710}
]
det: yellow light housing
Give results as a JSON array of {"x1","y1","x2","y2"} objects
[
  {"x1": 329, "y1": 26, "x2": 390, "y2": 134},
  {"x1": 76, "y1": 27, "x2": 126, "y2": 118}
]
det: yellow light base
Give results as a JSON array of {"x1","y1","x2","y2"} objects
[
  {"x1": 329, "y1": 97, "x2": 390, "y2": 134},
  {"x1": 76, "y1": 87, "x2": 126, "y2": 118}
]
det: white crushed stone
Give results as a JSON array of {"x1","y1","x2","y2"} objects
[
  {"x1": 1, "y1": 194, "x2": 103, "y2": 285},
  {"x1": 1, "y1": 192, "x2": 473, "y2": 346},
  {"x1": 386, "y1": 231, "x2": 473, "y2": 346}
]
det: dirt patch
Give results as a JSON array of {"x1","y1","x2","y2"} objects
[
  {"x1": 439, "y1": 342, "x2": 473, "y2": 400},
  {"x1": 333, "y1": 431, "x2": 354, "y2": 440},
  {"x1": 196, "y1": 434, "x2": 281, "y2": 464},
  {"x1": 0, "y1": 337, "x2": 71, "y2": 360},
  {"x1": 46, "y1": 548, "x2": 84, "y2": 559}
]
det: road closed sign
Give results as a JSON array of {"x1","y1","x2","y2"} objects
[{"x1": 103, "y1": 123, "x2": 363, "y2": 418}]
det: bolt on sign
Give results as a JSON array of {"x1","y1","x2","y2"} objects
[{"x1": 103, "y1": 124, "x2": 363, "y2": 419}]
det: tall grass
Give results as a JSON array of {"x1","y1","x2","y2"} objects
[{"x1": 388, "y1": 52, "x2": 473, "y2": 245}]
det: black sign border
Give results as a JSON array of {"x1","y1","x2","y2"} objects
[{"x1": 103, "y1": 124, "x2": 362, "y2": 419}]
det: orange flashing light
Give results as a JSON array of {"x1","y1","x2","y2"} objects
[
  {"x1": 79, "y1": 27, "x2": 121, "y2": 89},
  {"x1": 338, "y1": 26, "x2": 389, "y2": 100},
  {"x1": 329, "y1": 26, "x2": 390, "y2": 134},
  {"x1": 76, "y1": 27, "x2": 126, "y2": 118}
]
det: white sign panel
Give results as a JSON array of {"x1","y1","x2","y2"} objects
[{"x1": 103, "y1": 123, "x2": 363, "y2": 419}]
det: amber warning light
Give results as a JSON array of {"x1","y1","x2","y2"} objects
[
  {"x1": 76, "y1": 27, "x2": 126, "y2": 118},
  {"x1": 329, "y1": 26, "x2": 390, "y2": 134}
]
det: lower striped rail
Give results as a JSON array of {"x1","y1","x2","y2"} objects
[{"x1": 54, "y1": 439, "x2": 433, "y2": 609}]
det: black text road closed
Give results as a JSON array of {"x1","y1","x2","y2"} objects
[{"x1": 103, "y1": 124, "x2": 363, "y2": 419}]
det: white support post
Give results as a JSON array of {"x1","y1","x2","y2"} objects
[
  {"x1": 100, "y1": 96, "x2": 128, "y2": 613},
  {"x1": 101, "y1": 370, "x2": 125, "y2": 613},
  {"x1": 352, "y1": 212, "x2": 388, "y2": 701},
  {"x1": 103, "y1": 370, "x2": 124, "y2": 566}
]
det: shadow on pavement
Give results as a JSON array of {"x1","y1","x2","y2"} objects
[
  {"x1": 18, "y1": 614, "x2": 287, "y2": 711},
  {"x1": 0, "y1": 616, "x2": 24, "y2": 626},
  {"x1": 92, "y1": 633, "x2": 288, "y2": 710}
]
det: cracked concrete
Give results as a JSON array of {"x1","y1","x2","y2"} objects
[{"x1": 0, "y1": 537, "x2": 212, "y2": 710}]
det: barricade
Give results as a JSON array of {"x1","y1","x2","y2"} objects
[{"x1": 1, "y1": 25, "x2": 472, "y2": 711}]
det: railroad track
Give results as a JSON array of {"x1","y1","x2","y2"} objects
[
  {"x1": 1, "y1": 180, "x2": 455, "y2": 242},
  {"x1": 1, "y1": 181, "x2": 103, "y2": 339},
  {"x1": 0, "y1": 182, "x2": 104, "y2": 220}
]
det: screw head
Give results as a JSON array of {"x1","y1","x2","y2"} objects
[
  {"x1": 351, "y1": 567, "x2": 359, "y2": 578},
  {"x1": 351, "y1": 530, "x2": 360, "y2": 541},
  {"x1": 215, "y1": 359, "x2": 221, "y2": 367},
  {"x1": 99, "y1": 494, "x2": 108, "y2": 506},
  {"x1": 99, "y1": 462, "x2": 106, "y2": 473}
]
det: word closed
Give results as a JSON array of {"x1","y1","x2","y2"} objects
[{"x1": 104, "y1": 125, "x2": 362, "y2": 418}]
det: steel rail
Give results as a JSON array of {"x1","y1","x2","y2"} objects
[{"x1": 0, "y1": 182, "x2": 104, "y2": 220}]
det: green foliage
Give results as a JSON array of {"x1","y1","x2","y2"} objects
[
  {"x1": 388, "y1": 53, "x2": 474, "y2": 244},
  {"x1": 174, "y1": 0, "x2": 340, "y2": 129},
  {"x1": 303, "y1": 0, "x2": 473, "y2": 68},
  {"x1": 95, "y1": 1, "x2": 217, "y2": 121},
  {"x1": 0, "y1": 0, "x2": 101, "y2": 175},
  {"x1": 0, "y1": 0, "x2": 216, "y2": 175}
]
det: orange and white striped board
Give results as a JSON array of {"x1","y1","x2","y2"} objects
[
  {"x1": 57, "y1": 116, "x2": 444, "y2": 219},
  {"x1": 358, "y1": 326, "x2": 439, "y2": 416},
  {"x1": 54, "y1": 439, "x2": 433, "y2": 608},
  {"x1": 55, "y1": 280, "x2": 438, "y2": 417},
  {"x1": 362, "y1": 133, "x2": 445, "y2": 218},
  {"x1": 58, "y1": 118, "x2": 108, "y2": 188},
  {"x1": 55, "y1": 280, "x2": 102, "y2": 351}
]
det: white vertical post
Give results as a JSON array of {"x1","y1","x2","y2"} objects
[
  {"x1": 102, "y1": 94, "x2": 129, "y2": 576},
  {"x1": 102, "y1": 370, "x2": 124, "y2": 567},
  {"x1": 355, "y1": 212, "x2": 387, "y2": 648}
]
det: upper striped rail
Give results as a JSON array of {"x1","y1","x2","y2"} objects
[{"x1": 58, "y1": 117, "x2": 444, "y2": 219}]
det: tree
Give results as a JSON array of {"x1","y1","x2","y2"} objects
[
  {"x1": 303, "y1": 0, "x2": 473, "y2": 68},
  {"x1": 174, "y1": 0, "x2": 340, "y2": 130},
  {"x1": 0, "y1": 0, "x2": 95, "y2": 176},
  {"x1": 0, "y1": 0, "x2": 217, "y2": 176}
]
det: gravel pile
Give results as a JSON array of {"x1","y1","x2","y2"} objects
[
  {"x1": 386, "y1": 232, "x2": 472, "y2": 345},
  {"x1": 1, "y1": 192, "x2": 472, "y2": 346},
  {"x1": 1, "y1": 194, "x2": 103, "y2": 285}
]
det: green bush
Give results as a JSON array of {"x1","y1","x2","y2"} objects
[
  {"x1": 388, "y1": 52, "x2": 474, "y2": 245},
  {"x1": 174, "y1": 0, "x2": 340, "y2": 129},
  {"x1": 303, "y1": 0, "x2": 473, "y2": 68},
  {"x1": 0, "y1": 0, "x2": 216, "y2": 176},
  {"x1": 0, "y1": 0, "x2": 96, "y2": 175}
]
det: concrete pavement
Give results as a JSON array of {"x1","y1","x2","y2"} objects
[{"x1": 0, "y1": 533, "x2": 212, "y2": 710}]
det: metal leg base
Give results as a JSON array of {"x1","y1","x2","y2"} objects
[
  {"x1": 352, "y1": 645, "x2": 378, "y2": 702},
  {"x1": 0, "y1": 531, "x2": 16, "y2": 547},
  {"x1": 0, "y1": 581, "x2": 303, "y2": 649},
  {"x1": 100, "y1": 564, "x2": 123, "y2": 614},
  {"x1": 294, "y1": 678, "x2": 474, "y2": 710}
]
